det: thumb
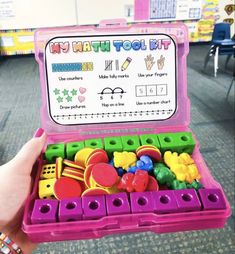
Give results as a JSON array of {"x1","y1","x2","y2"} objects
[{"x1": 6, "y1": 130, "x2": 47, "y2": 175}]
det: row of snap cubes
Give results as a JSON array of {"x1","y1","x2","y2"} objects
[
  {"x1": 44, "y1": 132, "x2": 196, "y2": 163},
  {"x1": 31, "y1": 188, "x2": 226, "y2": 224}
]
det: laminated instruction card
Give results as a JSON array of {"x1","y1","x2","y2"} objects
[{"x1": 45, "y1": 34, "x2": 177, "y2": 125}]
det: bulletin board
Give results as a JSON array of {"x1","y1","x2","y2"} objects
[{"x1": 135, "y1": 0, "x2": 203, "y2": 21}]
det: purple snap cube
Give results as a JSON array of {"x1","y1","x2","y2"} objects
[
  {"x1": 198, "y1": 188, "x2": 226, "y2": 210},
  {"x1": 106, "y1": 192, "x2": 130, "y2": 216},
  {"x1": 130, "y1": 192, "x2": 154, "y2": 213},
  {"x1": 59, "y1": 198, "x2": 82, "y2": 222},
  {"x1": 174, "y1": 189, "x2": 201, "y2": 212},
  {"x1": 31, "y1": 199, "x2": 59, "y2": 224},
  {"x1": 153, "y1": 190, "x2": 178, "y2": 214},
  {"x1": 82, "y1": 195, "x2": 106, "y2": 220}
]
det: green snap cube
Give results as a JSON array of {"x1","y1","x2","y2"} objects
[
  {"x1": 45, "y1": 143, "x2": 65, "y2": 163},
  {"x1": 85, "y1": 138, "x2": 103, "y2": 149},
  {"x1": 158, "y1": 132, "x2": 196, "y2": 154},
  {"x1": 121, "y1": 135, "x2": 140, "y2": 152},
  {"x1": 104, "y1": 136, "x2": 123, "y2": 157},
  {"x1": 139, "y1": 134, "x2": 160, "y2": 148},
  {"x1": 66, "y1": 141, "x2": 84, "y2": 160}
]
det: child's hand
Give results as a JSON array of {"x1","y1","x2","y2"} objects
[{"x1": 0, "y1": 129, "x2": 47, "y2": 253}]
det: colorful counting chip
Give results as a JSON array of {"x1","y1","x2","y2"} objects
[
  {"x1": 146, "y1": 176, "x2": 159, "y2": 191},
  {"x1": 39, "y1": 178, "x2": 57, "y2": 199},
  {"x1": 89, "y1": 175, "x2": 97, "y2": 188},
  {"x1": 56, "y1": 157, "x2": 63, "y2": 179},
  {"x1": 91, "y1": 163, "x2": 118, "y2": 188},
  {"x1": 136, "y1": 145, "x2": 161, "y2": 162},
  {"x1": 62, "y1": 167, "x2": 84, "y2": 181},
  {"x1": 82, "y1": 187, "x2": 109, "y2": 197},
  {"x1": 74, "y1": 147, "x2": 94, "y2": 168},
  {"x1": 63, "y1": 159, "x2": 85, "y2": 170},
  {"x1": 40, "y1": 164, "x2": 56, "y2": 179},
  {"x1": 54, "y1": 177, "x2": 82, "y2": 200},
  {"x1": 84, "y1": 164, "x2": 94, "y2": 188},
  {"x1": 85, "y1": 148, "x2": 109, "y2": 166}
]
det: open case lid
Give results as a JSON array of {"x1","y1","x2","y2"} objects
[{"x1": 34, "y1": 20, "x2": 190, "y2": 135}]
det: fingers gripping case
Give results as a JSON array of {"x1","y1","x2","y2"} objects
[{"x1": 22, "y1": 20, "x2": 231, "y2": 242}]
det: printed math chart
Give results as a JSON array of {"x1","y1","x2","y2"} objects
[{"x1": 45, "y1": 34, "x2": 177, "y2": 125}]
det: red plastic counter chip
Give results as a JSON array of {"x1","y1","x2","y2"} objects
[
  {"x1": 85, "y1": 149, "x2": 109, "y2": 166},
  {"x1": 54, "y1": 177, "x2": 82, "y2": 200},
  {"x1": 82, "y1": 187, "x2": 109, "y2": 196},
  {"x1": 146, "y1": 175, "x2": 159, "y2": 191},
  {"x1": 91, "y1": 163, "x2": 118, "y2": 188}
]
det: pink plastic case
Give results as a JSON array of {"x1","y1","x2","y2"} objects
[{"x1": 22, "y1": 20, "x2": 231, "y2": 243}]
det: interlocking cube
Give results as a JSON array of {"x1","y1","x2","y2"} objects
[
  {"x1": 158, "y1": 132, "x2": 195, "y2": 154},
  {"x1": 40, "y1": 164, "x2": 56, "y2": 179},
  {"x1": 82, "y1": 195, "x2": 106, "y2": 220},
  {"x1": 58, "y1": 198, "x2": 83, "y2": 222},
  {"x1": 104, "y1": 136, "x2": 123, "y2": 157},
  {"x1": 130, "y1": 192, "x2": 154, "y2": 213},
  {"x1": 105, "y1": 193, "x2": 130, "y2": 216},
  {"x1": 173, "y1": 189, "x2": 201, "y2": 212},
  {"x1": 66, "y1": 141, "x2": 84, "y2": 160},
  {"x1": 84, "y1": 138, "x2": 103, "y2": 149},
  {"x1": 31, "y1": 199, "x2": 59, "y2": 224},
  {"x1": 198, "y1": 188, "x2": 226, "y2": 210},
  {"x1": 153, "y1": 190, "x2": 178, "y2": 214},
  {"x1": 38, "y1": 178, "x2": 56, "y2": 199},
  {"x1": 139, "y1": 134, "x2": 160, "y2": 148},
  {"x1": 121, "y1": 135, "x2": 140, "y2": 152},
  {"x1": 45, "y1": 143, "x2": 65, "y2": 163}
]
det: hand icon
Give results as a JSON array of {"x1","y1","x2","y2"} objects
[
  {"x1": 157, "y1": 55, "x2": 165, "y2": 70},
  {"x1": 144, "y1": 54, "x2": 155, "y2": 70}
]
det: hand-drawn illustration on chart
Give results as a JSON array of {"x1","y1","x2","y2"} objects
[
  {"x1": 157, "y1": 55, "x2": 165, "y2": 70},
  {"x1": 144, "y1": 54, "x2": 155, "y2": 70},
  {"x1": 121, "y1": 57, "x2": 132, "y2": 71},
  {"x1": 105, "y1": 60, "x2": 120, "y2": 71}
]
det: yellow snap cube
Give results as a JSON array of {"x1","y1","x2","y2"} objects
[
  {"x1": 40, "y1": 164, "x2": 56, "y2": 179},
  {"x1": 39, "y1": 178, "x2": 56, "y2": 199}
]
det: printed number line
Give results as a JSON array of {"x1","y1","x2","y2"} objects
[{"x1": 53, "y1": 109, "x2": 173, "y2": 118}]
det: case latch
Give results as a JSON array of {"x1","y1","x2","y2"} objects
[{"x1": 99, "y1": 19, "x2": 128, "y2": 28}]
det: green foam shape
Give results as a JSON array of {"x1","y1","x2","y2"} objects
[
  {"x1": 66, "y1": 141, "x2": 84, "y2": 160},
  {"x1": 85, "y1": 138, "x2": 103, "y2": 149},
  {"x1": 139, "y1": 134, "x2": 160, "y2": 148},
  {"x1": 121, "y1": 135, "x2": 140, "y2": 152},
  {"x1": 45, "y1": 143, "x2": 65, "y2": 163},
  {"x1": 158, "y1": 132, "x2": 196, "y2": 154},
  {"x1": 104, "y1": 136, "x2": 123, "y2": 156}
]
